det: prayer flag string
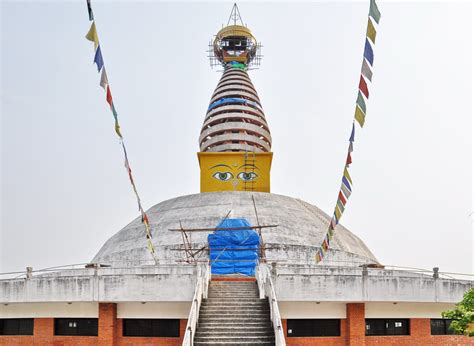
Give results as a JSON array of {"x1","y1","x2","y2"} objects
[
  {"x1": 84, "y1": 1, "x2": 158, "y2": 263},
  {"x1": 316, "y1": 0, "x2": 381, "y2": 263}
]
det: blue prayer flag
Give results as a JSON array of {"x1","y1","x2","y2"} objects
[
  {"x1": 94, "y1": 45, "x2": 104, "y2": 72},
  {"x1": 342, "y1": 176, "x2": 352, "y2": 192},
  {"x1": 364, "y1": 39, "x2": 374, "y2": 66},
  {"x1": 349, "y1": 123, "x2": 355, "y2": 142}
]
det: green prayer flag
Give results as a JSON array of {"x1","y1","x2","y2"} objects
[
  {"x1": 356, "y1": 91, "x2": 367, "y2": 113},
  {"x1": 369, "y1": 0, "x2": 381, "y2": 24},
  {"x1": 355, "y1": 105, "x2": 366, "y2": 128},
  {"x1": 337, "y1": 199, "x2": 345, "y2": 213}
]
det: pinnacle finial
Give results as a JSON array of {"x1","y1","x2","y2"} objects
[{"x1": 227, "y1": 3, "x2": 244, "y2": 26}]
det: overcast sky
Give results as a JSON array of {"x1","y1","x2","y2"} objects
[{"x1": 1, "y1": 1, "x2": 472, "y2": 275}]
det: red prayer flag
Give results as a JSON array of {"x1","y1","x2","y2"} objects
[
  {"x1": 359, "y1": 75, "x2": 369, "y2": 98},
  {"x1": 346, "y1": 152, "x2": 352, "y2": 165},
  {"x1": 338, "y1": 191, "x2": 347, "y2": 205},
  {"x1": 106, "y1": 86, "x2": 113, "y2": 107}
]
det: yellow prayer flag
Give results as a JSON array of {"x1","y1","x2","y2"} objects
[
  {"x1": 85, "y1": 22, "x2": 99, "y2": 49},
  {"x1": 115, "y1": 121, "x2": 122, "y2": 138},
  {"x1": 147, "y1": 240, "x2": 155, "y2": 253},
  {"x1": 335, "y1": 205, "x2": 342, "y2": 220},
  {"x1": 355, "y1": 105, "x2": 366, "y2": 128},
  {"x1": 367, "y1": 18, "x2": 377, "y2": 44},
  {"x1": 344, "y1": 167, "x2": 352, "y2": 185}
]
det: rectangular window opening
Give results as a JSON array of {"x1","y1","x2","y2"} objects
[
  {"x1": 123, "y1": 319, "x2": 180, "y2": 337},
  {"x1": 430, "y1": 319, "x2": 455, "y2": 335},
  {"x1": 0, "y1": 319, "x2": 34, "y2": 336},
  {"x1": 287, "y1": 319, "x2": 341, "y2": 337},
  {"x1": 365, "y1": 319, "x2": 410, "y2": 336},
  {"x1": 54, "y1": 318, "x2": 98, "y2": 336}
]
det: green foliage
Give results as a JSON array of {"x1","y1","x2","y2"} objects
[{"x1": 442, "y1": 288, "x2": 474, "y2": 336}]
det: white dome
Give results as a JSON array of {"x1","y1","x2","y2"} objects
[{"x1": 92, "y1": 192, "x2": 378, "y2": 266}]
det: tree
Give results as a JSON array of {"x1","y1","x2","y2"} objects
[{"x1": 442, "y1": 288, "x2": 474, "y2": 336}]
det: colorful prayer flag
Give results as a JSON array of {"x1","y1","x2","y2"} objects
[
  {"x1": 115, "y1": 121, "x2": 122, "y2": 138},
  {"x1": 340, "y1": 182, "x2": 352, "y2": 199},
  {"x1": 330, "y1": 217, "x2": 337, "y2": 230},
  {"x1": 335, "y1": 205, "x2": 342, "y2": 220},
  {"x1": 100, "y1": 68, "x2": 108, "y2": 90},
  {"x1": 337, "y1": 199, "x2": 345, "y2": 213},
  {"x1": 361, "y1": 59, "x2": 373, "y2": 82},
  {"x1": 346, "y1": 152, "x2": 352, "y2": 165},
  {"x1": 367, "y1": 17, "x2": 377, "y2": 43},
  {"x1": 338, "y1": 191, "x2": 347, "y2": 205},
  {"x1": 349, "y1": 123, "x2": 355, "y2": 142},
  {"x1": 85, "y1": 22, "x2": 99, "y2": 49},
  {"x1": 106, "y1": 85, "x2": 113, "y2": 107},
  {"x1": 369, "y1": 0, "x2": 381, "y2": 24},
  {"x1": 359, "y1": 75, "x2": 369, "y2": 98},
  {"x1": 344, "y1": 167, "x2": 352, "y2": 185},
  {"x1": 364, "y1": 39, "x2": 374, "y2": 66},
  {"x1": 111, "y1": 103, "x2": 118, "y2": 120},
  {"x1": 86, "y1": 0, "x2": 94, "y2": 21},
  {"x1": 355, "y1": 105, "x2": 366, "y2": 127},
  {"x1": 342, "y1": 176, "x2": 352, "y2": 192},
  {"x1": 94, "y1": 45, "x2": 104, "y2": 72},
  {"x1": 348, "y1": 141, "x2": 353, "y2": 153}
]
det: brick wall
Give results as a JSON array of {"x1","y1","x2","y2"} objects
[
  {"x1": 283, "y1": 319, "x2": 347, "y2": 345},
  {"x1": 0, "y1": 303, "x2": 187, "y2": 346},
  {"x1": 282, "y1": 304, "x2": 474, "y2": 346}
]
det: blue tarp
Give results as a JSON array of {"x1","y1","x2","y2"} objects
[{"x1": 208, "y1": 218, "x2": 260, "y2": 276}]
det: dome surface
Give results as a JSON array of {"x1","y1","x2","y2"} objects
[{"x1": 92, "y1": 192, "x2": 378, "y2": 265}]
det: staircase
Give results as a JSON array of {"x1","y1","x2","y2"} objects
[{"x1": 193, "y1": 280, "x2": 276, "y2": 345}]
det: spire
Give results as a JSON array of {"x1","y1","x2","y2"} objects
[
  {"x1": 227, "y1": 3, "x2": 244, "y2": 26},
  {"x1": 198, "y1": 4, "x2": 273, "y2": 193}
]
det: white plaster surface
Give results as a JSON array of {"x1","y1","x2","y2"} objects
[
  {"x1": 0, "y1": 302, "x2": 98, "y2": 318},
  {"x1": 365, "y1": 302, "x2": 456, "y2": 318},
  {"x1": 279, "y1": 302, "x2": 346, "y2": 318},
  {"x1": 117, "y1": 302, "x2": 191, "y2": 319},
  {"x1": 92, "y1": 192, "x2": 378, "y2": 266}
]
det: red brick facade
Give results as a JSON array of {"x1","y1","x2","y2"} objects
[
  {"x1": 0, "y1": 304, "x2": 186, "y2": 346},
  {"x1": 283, "y1": 303, "x2": 474, "y2": 345},
  {"x1": 2, "y1": 302, "x2": 474, "y2": 345}
]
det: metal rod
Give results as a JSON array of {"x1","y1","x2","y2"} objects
[{"x1": 168, "y1": 225, "x2": 278, "y2": 232}]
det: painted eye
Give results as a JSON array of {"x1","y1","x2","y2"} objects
[
  {"x1": 237, "y1": 172, "x2": 258, "y2": 181},
  {"x1": 212, "y1": 172, "x2": 234, "y2": 181}
]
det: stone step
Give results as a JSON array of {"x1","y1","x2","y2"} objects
[
  {"x1": 194, "y1": 342, "x2": 274, "y2": 346},
  {"x1": 194, "y1": 336, "x2": 275, "y2": 343},
  {"x1": 198, "y1": 322, "x2": 272, "y2": 327},
  {"x1": 196, "y1": 331, "x2": 273, "y2": 337},
  {"x1": 208, "y1": 290, "x2": 258, "y2": 294},
  {"x1": 199, "y1": 310, "x2": 270, "y2": 317},
  {"x1": 201, "y1": 301, "x2": 268, "y2": 305},
  {"x1": 199, "y1": 317, "x2": 270, "y2": 323},
  {"x1": 197, "y1": 326, "x2": 273, "y2": 333},
  {"x1": 200, "y1": 308, "x2": 270, "y2": 314},
  {"x1": 203, "y1": 297, "x2": 267, "y2": 302},
  {"x1": 208, "y1": 293, "x2": 259, "y2": 297},
  {"x1": 196, "y1": 327, "x2": 273, "y2": 336}
]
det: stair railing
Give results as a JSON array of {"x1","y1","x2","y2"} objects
[
  {"x1": 256, "y1": 262, "x2": 286, "y2": 346},
  {"x1": 182, "y1": 262, "x2": 211, "y2": 346}
]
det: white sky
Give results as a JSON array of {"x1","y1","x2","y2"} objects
[{"x1": 1, "y1": 1, "x2": 472, "y2": 275}]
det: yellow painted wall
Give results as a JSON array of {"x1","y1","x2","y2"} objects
[{"x1": 198, "y1": 152, "x2": 272, "y2": 192}]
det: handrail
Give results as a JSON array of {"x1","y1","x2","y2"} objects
[
  {"x1": 256, "y1": 262, "x2": 286, "y2": 346},
  {"x1": 182, "y1": 263, "x2": 211, "y2": 346}
]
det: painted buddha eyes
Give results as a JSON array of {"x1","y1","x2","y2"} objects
[
  {"x1": 213, "y1": 172, "x2": 234, "y2": 181},
  {"x1": 212, "y1": 172, "x2": 258, "y2": 181},
  {"x1": 237, "y1": 172, "x2": 258, "y2": 181}
]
